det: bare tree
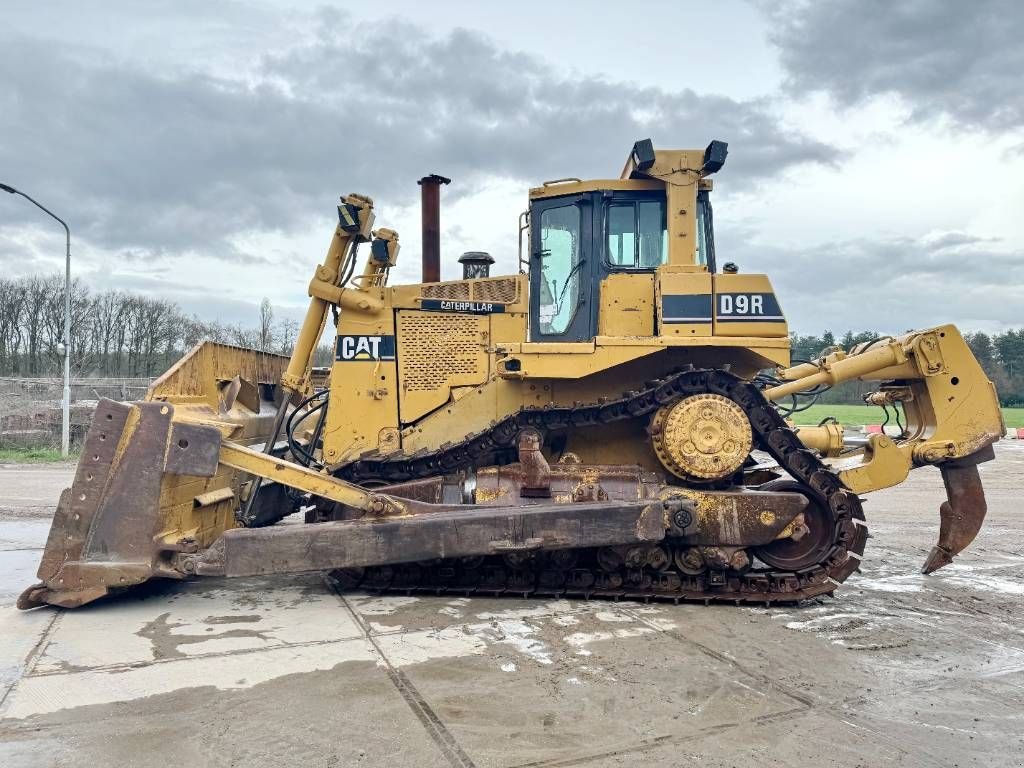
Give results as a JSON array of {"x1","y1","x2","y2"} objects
[
  {"x1": 91, "y1": 291, "x2": 124, "y2": 376},
  {"x1": 0, "y1": 279, "x2": 27, "y2": 373},
  {"x1": 23, "y1": 276, "x2": 50, "y2": 374},
  {"x1": 276, "y1": 317, "x2": 299, "y2": 356},
  {"x1": 258, "y1": 297, "x2": 274, "y2": 354}
]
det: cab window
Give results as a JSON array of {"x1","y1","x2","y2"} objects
[
  {"x1": 695, "y1": 189, "x2": 716, "y2": 271},
  {"x1": 606, "y1": 199, "x2": 667, "y2": 269},
  {"x1": 695, "y1": 195, "x2": 708, "y2": 267},
  {"x1": 538, "y1": 204, "x2": 582, "y2": 335}
]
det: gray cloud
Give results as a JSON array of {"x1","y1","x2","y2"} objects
[
  {"x1": 720, "y1": 226, "x2": 1023, "y2": 333},
  {"x1": 0, "y1": 10, "x2": 839, "y2": 269},
  {"x1": 764, "y1": 0, "x2": 1024, "y2": 131}
]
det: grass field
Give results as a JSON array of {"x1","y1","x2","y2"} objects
[
  {"x1": 0, "y1": 448, "x2": 74, "y2": 463},
  {"x1": 792, "y1": 403, "x2": 1024, "y2": 429}
]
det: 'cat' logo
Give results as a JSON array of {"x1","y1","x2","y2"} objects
[{"x1": 335, "y1": 335, "x2": 396, "y2": 361}]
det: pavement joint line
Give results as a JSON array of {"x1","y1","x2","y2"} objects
[
  {"x1": 765, "y1": 593, "x2": 996, "y2": 767},
  {"x1": 0, "y1": 607, "x2": 61, "y2": 712},
  {"x1": 506, "y1": 705, "x2": 809, "y2": 768},
  {"x1": 327, "y1": 578, "x2": 478, "y2": 768},
  {"x1": 782, "y1": 592, "x2": 1024, "y2": 702},
  {"x1": 26, "y1": 609, "x2": 64, "y2": 674},
  {"x1": 617, "y1": 603, "x2": 950, "y2": 768},
  {"x1": 346, "y1": 593, "x2": 593, "y2": 637},
  {"x1": 329, "y1": 590, "x2": 808, "y2": 766},
  {"x1": 18, "y1": 632, "x2": 370, "y2": 678},
  {"x1": 897, "y1": 611, "x2": 1024, "y2": 656},
  {"x1": 618, "y1": 604, "x2": 816, "y2": 710}
]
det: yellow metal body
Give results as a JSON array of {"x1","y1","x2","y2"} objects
[
  {"x1": 304, "y1": 146, "x2": 1003, "y2": 491},
  {"x1": 132, "y1": 144, "x2": 1003, "y2": 561},
  {"x1": 18, "y1": 140, "x2": 1006, "y2": 610}
]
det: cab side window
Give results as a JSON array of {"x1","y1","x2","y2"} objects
[
  {"x1": 605, "y1": 199, "x2": 667, "y2": 270},
  {"x1": 538, "y1": 204, "x2": 582, "y2": 335}
]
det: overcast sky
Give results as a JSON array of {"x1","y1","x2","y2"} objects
[{"x1": 1, "y1": 0, "x2": 1021, "y2": 334}]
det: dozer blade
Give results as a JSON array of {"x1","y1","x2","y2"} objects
[
  {"x1": 18, "y1": 340, "x2": 295, "y2": 610},
  {"x1": 17, "y1": 398, "x2": 228, "y2": 609},
  {"x1": 922, "y1": 448, "x2": 992, "y2": 574}
]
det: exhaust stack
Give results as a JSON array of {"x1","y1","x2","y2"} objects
[{"x1": 418, "y1": 173, "x2": 450, "y2": 283}]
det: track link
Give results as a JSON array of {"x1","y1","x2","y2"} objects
[{"x1": 331, "y1": 369, "x2": 868, "y2": 605}]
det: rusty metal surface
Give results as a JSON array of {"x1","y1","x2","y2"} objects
[
  {"x1": 163, "y1": 421, "x2": 222, "y2": 477},
  {"x1": 375, "y1": 476, "x2": 446, "y2": 504},
  {"x1": 383, "y1": 463, "x2": 807, "y2": 548},
  {"x1": 474, "y1": 464, "x2": 662, "y2": 507},
  {"x1": 922, "y1": 448, "x2": 993, "y2": 574},
  {"x1": 518, "y1": 428, "x2": 552, "y2": 497},
  {"x1": 667, "y1": 488, "x2": 808, "y2": 546},
  {"x1": 191, "y1": 468, "x2": 807, "y2": 581},
  {"x1": 192, "y1": 499, "x2": 666, "y2": 578},
  {"x1": 82, "y1": 402, "x2": 174, "y2": 562},
  {"x1": 37, "y1": 399, "x2": 131, "y2": 583},
  {"x1": 417, "y1": 174, "x2": 450, "y2": 283},
  {"x1": 18, "y1": 399, "x2": 175, "y2": 609}
]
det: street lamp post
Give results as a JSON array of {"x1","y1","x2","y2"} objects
[{"x1": 1, "y1": 183, "x2": 72, "y2": 456}]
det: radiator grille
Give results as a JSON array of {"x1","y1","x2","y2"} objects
[{"x1": 398, "y1": 314, "x2": 484, "y2": 392}]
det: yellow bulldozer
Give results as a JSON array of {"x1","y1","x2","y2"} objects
[{"x1": 19, "y1": 139, "x2": 1005, "y2": 610}]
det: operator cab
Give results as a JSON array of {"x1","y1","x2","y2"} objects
[{"x1": 527, "y1": 149, "x2": 719, "y2": 342}]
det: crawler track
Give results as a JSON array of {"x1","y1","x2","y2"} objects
[{"x1": 332, "y1": 369, "x2": 868, "y2": 604}]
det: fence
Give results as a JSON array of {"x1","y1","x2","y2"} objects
[
  {"x1": 0, "y1": 376, "x2": 155, "y2": 403},
  {"x1": 0, "y1": 376, "x2": 155, "y2": 451}
]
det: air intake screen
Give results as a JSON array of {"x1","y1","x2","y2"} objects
[
  {"x1": 472, "y1": 277, "x2": 519, "y2": 304},
  {"x1": 421, "y1": 282, "x2": 471, "y2": 300}
]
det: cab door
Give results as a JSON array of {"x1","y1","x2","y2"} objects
[{"x1": 528, "y1": 195, "x2": 594, "y2": 342}]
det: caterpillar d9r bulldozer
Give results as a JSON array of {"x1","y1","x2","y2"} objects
[{"x1": 18, "y1": 139, "x2": 1005, "y2": 610}]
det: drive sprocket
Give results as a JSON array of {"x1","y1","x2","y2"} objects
[{"x1": 649, "y1": 393, "x2": 753, "y2": 482}]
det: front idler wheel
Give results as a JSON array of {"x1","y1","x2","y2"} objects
[{"x1": 752, "y1": 480, "x2": 836, "y2": 571}]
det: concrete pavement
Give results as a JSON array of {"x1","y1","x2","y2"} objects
[{"x1": 1, "y1": 451, "x2": 1022, "y2": 767}]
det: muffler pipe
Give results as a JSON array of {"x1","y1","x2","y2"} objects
[
  {"x1": 418, "y1": 173, "x2": 450, "y2": 283},
  {"x1": 921, "y1": 449, "x2": 992, "y2": 574}
]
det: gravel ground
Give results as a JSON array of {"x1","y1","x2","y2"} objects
[{"x1": 0, "y1": 446, "x2": 1021, "y2": 768}]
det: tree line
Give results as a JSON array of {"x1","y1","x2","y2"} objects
[
  {"x1": 0, "y1": 275, "x2": 325, "y2": 378},
  {"x1": 791, "y1": 330, "x2": 1024, "y2": 407},
  {"x1": 1, "y1": 275, "x2": 1020, "y2": 405}
]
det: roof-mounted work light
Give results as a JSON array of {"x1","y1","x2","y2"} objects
[
  {"x1": 701, "y1": 140, "x2": 728, "y2": 175},
  {"x1": 630, "y1": 139, "x2": 656, "y2": 172}
]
